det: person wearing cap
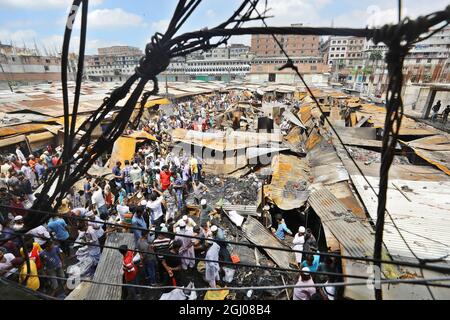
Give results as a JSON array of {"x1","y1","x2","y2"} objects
[
  {"x1": 211, "y1": 224, "x2": 232, "y2": 264},
  {"x1": 12, "y1": 215, "x2": 24, "y2": 231},
  {"x1": 78, "y1": 222, "x2": 101, "y2": 266},
  {"x1": 152, "y1": 227, "x2": 172, "y2": 284},
  {"x1": 21, "y1": 160, "x2": 37, "y2": 189},
  {"x1": 130, "y1": 162, "x2": 143, "y2": 190},
  {"x1": 293, "y1": 267, "x2": 317, "y2": 300},
  {"x1": 293, "y1": 226, "x2": 306, "y2": 265},
  {"x1": 175, "y1": 220, "x2": 196, "y2": 270},
  {"x1": 199, "y1": 199, "x2": 215, "y2": 227},
  {"x1": 41, "y1": 150, "x2": 52, "y2": 168},
  {"x1": 86, "y1": 211, "x2": 105, "y2": 246},
  {"x1": 204, "y1": 241, "x2": 221, "y2": 288},
  {"x1": 174, "y1": 215, "x2": 196, "y2": 232}
]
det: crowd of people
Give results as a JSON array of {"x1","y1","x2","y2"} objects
[{"x1": 0, "y1": 92, "x2": 337, "y2": 300}]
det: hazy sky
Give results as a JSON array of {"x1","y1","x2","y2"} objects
[{"x1": 0, "y1": 0, "x2": 449, "y2": 54}]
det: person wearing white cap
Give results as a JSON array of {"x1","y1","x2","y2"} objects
[
  {"x1": 292, "y1": 226, "x2": 306, "y2": 265},
  {"x1": 174, "y1": 220, "x2": 196, "y2": 270},
  {"x1": 204, "y1": 241, "x2": 221, "y2": 288},
  {"x1": 12, "y1": 216, "x2": 24, "y2": 231},
  {"x1": 199, "y1": 199, "x2": 215, "y2": 226},
  {"x1": 86, "y1": 210, "x2": 105, "y2": 241},
  {"x1": 293, "y1": 267, "x2": 316, "y2": 300},
  {"x1": 174, "y1": 215, "x2": 196, "y2": 232},
  {"x1": 129, "y1": 163, "x2": 143, "y2": 188}
]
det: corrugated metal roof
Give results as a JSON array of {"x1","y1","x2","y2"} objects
[
  {"x1": 86, "y1": 232, "x2": 135, "y2": 300},
  {"x1": 308, "y1": 188, "x2": 375, "y2": 258},
  {"x1": 350, "y1": 175, "x2": 450, "y2": 262},
  {"x1": 241, "y1": 216, "x2": 296, "y2": 269}
]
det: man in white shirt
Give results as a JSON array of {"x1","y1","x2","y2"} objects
[
  {"x1": 91, "y1": 185, "x2": 108, "y2": 218},
  {"x1": 27, "y1": 225, "x2": 51, "y2": 247},
  {"x1": 0, "y1": 248, "x2": 16, "y2": 278},
  {"x1": 116, "y1": 198, "x2": 130, "y2": 222},
  {"x1": 146, "y1": 189, "x2": 164, "y2": 226},
  {"x1": 86, "y1": 211, "x2": 105, "y2": 241},
  {"x1": 174, "y1": 215, "x2": 196, "y2": 232}
]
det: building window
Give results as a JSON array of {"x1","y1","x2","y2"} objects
[
  {"x1": 44, "y1": 65, "x2": 50, "y2": 71},
  {"x1": 268, "y1": 73, "x2": 276, "y2": 82}
]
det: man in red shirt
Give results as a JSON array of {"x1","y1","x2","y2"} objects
[
  {"x1": 119, "y1": 245, "x2": 138, "y2": 300},
  {"x1": 159, "y1": 166, "x2": 172, "y2": 192}
]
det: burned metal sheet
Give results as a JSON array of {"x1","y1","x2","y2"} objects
[
  {"x1": 241, "y1": 216, "x2": 296, "y2": 269},
  {"x1": 171, "y1": 128, "x2": 283, "y2": 152},
  {"x1": 264, "y1": 154, "x2": 310, "y2": 210},
  {"x1": 308, "y1": 188, "x2": 375, "y2": 258},
  {"x1": 402, "y1": 135, "x2": 450, "y2": 175}
]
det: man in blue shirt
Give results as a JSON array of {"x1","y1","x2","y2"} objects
[
  {"x1": 131, "y1": 207, "x2": 147, "y2": 243},
  {"x1": 273, "y1": 215, "x2": 292, "y2": 241},
  {"x1": 47, "y1": 217, "x2": 70, "y2": 255}
]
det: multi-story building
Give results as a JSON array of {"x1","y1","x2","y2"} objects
[
  {"x1": 229, "y1": 44, "x2": 250, "y2": 58},
  {"x1": 248, "y1": 56, "x2": 329, "y2": 84},
  {"x1": 97, "y1": 46, "x2": 142, "y2": 57},
  {"x1": 250, "y1": 25, "x2": 320, "y2": 57},
  {"x1": 184, "y1": 58, "x2": 250, "y2": 81},
  {"x1": 0, "y1": 43, "x2": 61, "y2": 89},
  {"x1": 203, "y1": 47, "x2": 230, "y2": 60},
  {"x1": 85, "y1": 46, "x2": 142, "y2": 82},
  {"x1": 403, "y1": 26, "x2": 450, "y2": 83}
]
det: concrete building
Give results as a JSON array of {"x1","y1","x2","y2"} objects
[
  {"x1": 0, "y1": 43, "x2": 61, "y2": 89},
  {"x1": 248, "y1": 56, "x2": 329, "y2": 84},
  {"x1": 250, "y1": 25, "x2": 320, "y2": 57},
  {"x1": 84, "y1": 46, "x2": 142, "y2": 82},
  {"x1": 229, "y1": 44, "x2": 251, "y2": 58},
  {"x1": 97, "y1": 46, "x2": 142, "y2": 57},
  {"x1": 184, "y1": 58, "x2": 250, "y2": 81},
  {"x1": 403, "y1": 26, "x2": 450, "y2": 84}
]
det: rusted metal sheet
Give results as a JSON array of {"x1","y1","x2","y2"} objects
[
  {"x1": 402, "y1": 135, "x2": 450, "y2": 175},
  {"x1": 308, "y1": 188, "x2": 374, "y2": 258},
  {"x1": 241, "y1": 216, "x2": 296, "y2": 269},
  {"x1": 127, "y1": 130, "x2": 158, "y2": 141},
  {"x1": 86, "y1": 232, "x2": 135, "y2": 300},
  {"x1": 171, "y1": 128, "x2": 283, "y2": 152},
  {"x1": 264, "y1": 154, "x2": 310, "y2": 210},
  {"x1": 283, "y1": 110, "x2": 306, "y2": 129}
]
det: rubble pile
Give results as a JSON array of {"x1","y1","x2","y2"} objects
[
  {"x1": 203, "y1": 175, "x2": 260, "y2": 205},
  {"x1": 347, "y1": 146, "x2": 411, "y2": 165}
]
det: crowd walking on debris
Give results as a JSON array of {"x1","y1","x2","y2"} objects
[{"x1": 0, "y1": 92, "x2": 338, "y2": 300}]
